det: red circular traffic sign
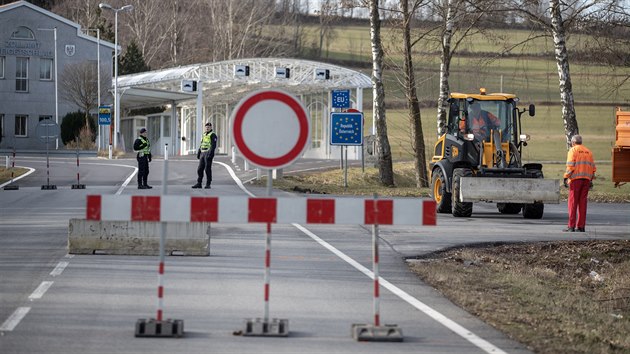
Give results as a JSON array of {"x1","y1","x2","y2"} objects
[{"x1": 231, "y1": 90, "x2": 310, "y2": 169}]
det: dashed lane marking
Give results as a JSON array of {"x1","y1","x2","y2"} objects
[
  {"x1": 28, "y1": 281, "x2": 54, "y2": 301},
  {"x1": 0, "y1": 307, "x2": 31, "y2": 332}
]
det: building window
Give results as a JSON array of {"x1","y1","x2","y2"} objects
[
  {"x1": 15, "y1": 115, "x2": 28, "y2": 137},
  {"x1": 40, "y1": 58, "x2": 53, "y2": 80},
  {"x1": 1, "y1": 114, "x2": 4, "y2": 139},
  {"x1": 39, "y1": 115, "x2": 52, "y2": 121},
  {"x1": 11, "y1": 26, "x2": 35, "y2": 40},
  {"x1": 0, "y1": 56, "x2": 5, "y2": 79},
  {"x1": 16, "y1": 57, "x2": 29, "y2": 92}
]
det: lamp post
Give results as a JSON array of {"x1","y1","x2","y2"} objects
[
  {"x1": 99, "y1": 3, "x2": 133, "y2": 151},
  {"x1": 37, "y1": 27, "x2": 58, "y2": 149}
]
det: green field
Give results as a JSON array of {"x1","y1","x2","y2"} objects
[
  {"x1": 298, "y1": 24, "x2": 630, "y2": 194},
  {"x1": 299, "y1": 24, "x2": 630, "y2": 104}
]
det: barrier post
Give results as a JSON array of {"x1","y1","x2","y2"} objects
[
  {"x1": 352, "y1": 194, "x2": 403, "y2": 342},
  {"x1": 71, "y1": 137, "x2": 86, "y2": 189},
  {"x1": 3, "y1": 147, "x2": 19, "y2": 190},
  {"x1": 135, "y1": 144, "x2": 184, "y2": 338},
  {"x1": 243, "y1": 169, "x2": 288, "y2": 336},
  {"x1": 41, "y1": 129, "x2": 57, "y2": 190}
]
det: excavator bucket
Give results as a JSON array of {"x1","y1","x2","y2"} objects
[{"x1": 459, "y1": 177, "x2": 560, "y2": 204}]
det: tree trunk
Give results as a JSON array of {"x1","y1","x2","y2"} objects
[
  {"x1": 401, "y1": 0, "x2": 428, "y2": 188},
  {"x1": 437, "y1": 0, "x2": 455, "y2": 137},
  {"x1": 369, "y1": 0, "x2": 394, "y2": 186},
  {"x1": 550, "y1": 0, "x2": 579, "y2": 148}
]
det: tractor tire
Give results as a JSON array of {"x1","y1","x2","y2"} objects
[
  {"x1": 523, "y1": 168, "x2": 544, "y2": 219},
  {"x1": 431, "y1": 168, "x2": 452, "y2": 213},
  {"x1": 452, "y1": 168, "x2": 473, "y2": 217},
  {"x1": 497, "y1": 203, "x2": 522, "y2": 214}
]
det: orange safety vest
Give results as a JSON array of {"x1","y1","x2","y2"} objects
[
  {"x1": 564, "y1": 144, "x2": 596, "y2": 182},
  {"x1": 470, "y1": 111, "x2": 501, "y2": 140}
]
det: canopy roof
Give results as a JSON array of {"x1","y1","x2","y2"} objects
[{"x1": 116, "y1": 58, "x2": 372, "y2": 108}]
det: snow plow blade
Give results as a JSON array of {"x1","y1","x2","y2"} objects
[{"x1": 460, "y1": 177, "x2": 560, "y2": 204}]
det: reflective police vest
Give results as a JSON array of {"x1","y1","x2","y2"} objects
[
  {"x1": 136, "y1": 136, "x2": 151, "y2": 155},
  {"x1": 200, "y1": 131, "x2": 216, "y2": 152}
]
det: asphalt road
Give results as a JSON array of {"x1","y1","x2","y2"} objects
[{"x1": 1, "y1": 154, "x2": 628, "y2": 354}]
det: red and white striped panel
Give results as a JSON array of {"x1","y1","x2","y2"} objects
[{"x1": 86, "y1": 195, "x2": 436, "y2": 226}]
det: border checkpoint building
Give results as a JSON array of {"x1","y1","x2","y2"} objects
[{"x1": 1, "y1": 1, "x2": 373, "y2": 162}]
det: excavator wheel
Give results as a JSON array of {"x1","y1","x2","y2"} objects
[
  {"x1": 431, "y1": 168, "x2": 452, "y2": 213},
  {"x1": 523, "y1": 168, "x2": 545, "y2": 219},
  {"x1": 452, "y1": 168, "x2": 473, "y2": 217}
]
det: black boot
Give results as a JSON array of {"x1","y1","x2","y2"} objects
[
  {"x1": 192, "y1": 183, "x2": 202, "y2": 189},
  {"x1": 138, "y1": 185, "x2": 147, "y2": 189},
  {"x1": 204, "y1": 184, "x2": 211, "y2": 189}
]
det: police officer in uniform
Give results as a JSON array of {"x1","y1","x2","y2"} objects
[
  {"x1": 133, "y1": 128, "x2": 152, "y2": 189},
  {"x1": 192, "y1": 122, "x2": 217, "y2": 189}
]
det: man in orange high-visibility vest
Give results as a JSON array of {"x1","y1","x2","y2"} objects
[{"x1": 563, "y1": 135, "x2": 596, "y2": 232}]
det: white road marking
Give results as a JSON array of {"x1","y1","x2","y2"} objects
[
  {"x1": 0, "y1": 307, "x2": 31, "y2": 332},
  {"x1": 220, "y1": 160, "x2": 507, "y2": 353},
  {"x1": 28, "y1": 281, "x2": 54, "y2": 300},
  {"x1": 50, "y1": 262, "x2": 69, "y2": 277},
  {"x1": 0, "y1": 167, "x2": 36, "y2": 189},
  {"x1": 292, "y1": 223, "x2": 507, "y2": 354}
]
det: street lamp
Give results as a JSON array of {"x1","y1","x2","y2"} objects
[
  {"x1": 99, "y1": 3, "x2": 133, "y2": 152},
  {"x1": 37, "y1": 27, "x2": 58, "y2": 149}
]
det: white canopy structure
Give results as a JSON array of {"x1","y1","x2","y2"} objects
[{"x1": 114, "y1": 58, "x2": 372, "y2": 159}]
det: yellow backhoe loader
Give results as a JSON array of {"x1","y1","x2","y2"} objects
[{"x1": 430, "y1": 89, "x2": 560, "y2": 218}]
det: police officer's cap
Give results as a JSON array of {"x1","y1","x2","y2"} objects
[
  {"x1": 205, "y1": 122, "x2": 212, "y2": 127},
  {"x1": 139, "y1": 128, "x2": 147, "y2": 133}
]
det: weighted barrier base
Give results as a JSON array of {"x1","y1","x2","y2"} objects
[
  {"x1": 71, "y1": 184, "x2": 86, "y2": 189},
  {"x1": 41, "y1": 184, "x2": 57, "y2": 190},
  {"x1": 135, "y1": 318, "x2": 184, "y2": 338},
  {"x1": 243, "y1": 318, "x2": 289, "y2": 337},
  {"x1": 3, "y1": 185, "x2": 19, "y2": 190},
  {"x1": 351, "y1": 323, "x2": 403, "y2": 342}
]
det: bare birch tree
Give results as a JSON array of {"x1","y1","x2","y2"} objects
[
  {"x1": 510, "y1": 0, "x2": 616, "y2": 147},
  {"x1": 434, "y1": 0, "x2": 488, "y2": 136},
  {"x1": 368, "y1": 0, "x2": 395, "y2": 186}
]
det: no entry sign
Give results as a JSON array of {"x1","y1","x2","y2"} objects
[{"x1": 231, "y1": 90, "x2": 310, "y2": 169}]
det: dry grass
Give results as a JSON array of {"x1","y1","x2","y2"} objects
[
  {"x1": 408, "y1": 241, "x2": 630, "y2": 354},
  {"x1": 0, "y1": 167, "x2": 28, "y2": 184}
]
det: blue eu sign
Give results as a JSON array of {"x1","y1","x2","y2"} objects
[
  {"x1": 331, "y1": 90, "x2": 350, "y2": 109},
  {"x1": 330, "y1": 112, "x2": 363, "y2": 146},
  {"x1": 98, "y1": 105, "x2": 111, "y2": 125}
]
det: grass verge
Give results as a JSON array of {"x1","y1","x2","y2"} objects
[
  {"x1": 408, "y1": 241, "x2": 630, "y2": 354},
  {"x1": 0, "y1": 167, "x2": 29, "y2": 185}
]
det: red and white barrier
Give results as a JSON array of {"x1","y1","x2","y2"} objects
[{"x1": 86, "y1": 195, "x2": 436, "y2": 226}]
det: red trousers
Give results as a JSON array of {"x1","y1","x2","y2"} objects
[{"x1": 567, "y1": 179, "x2": 590, "y2": 228}]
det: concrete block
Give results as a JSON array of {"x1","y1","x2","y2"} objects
[
  {"x1": 68, "y1": 219, "x2": 211, "y2": 256},
  {"x1": 41, "y1": 184, "x2": 57, "y2": 190},
  {"x1": 243, "y1": 318, "x2": 289, "y2": 337},
  {"x1": 71, "y1": 184, "x2": 86, "y2": 189},
  {"x1": 135, "y1": 318, "x2": 184, "y2": 338},
  {"x1": 351, "y1": 323, "x2": 403, "y2": 342}
]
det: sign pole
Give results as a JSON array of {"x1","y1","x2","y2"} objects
[{"x1": 135, "y1": 143, "x2": 184, "y2": 338}]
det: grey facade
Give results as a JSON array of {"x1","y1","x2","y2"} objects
[{"x1": 0, "y1": 1, "x2": 115, "y2": 150}]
